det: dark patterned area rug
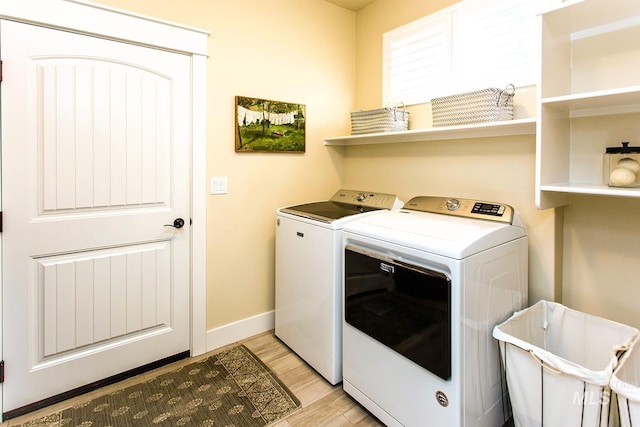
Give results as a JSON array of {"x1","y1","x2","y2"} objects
[{"x1": 17, "y1": 345, "x2": 301, "y2": 426}]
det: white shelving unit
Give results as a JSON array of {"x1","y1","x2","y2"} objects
[
  {"x1": 536, "y1": 0, "x2": 640, "y2": 209},
  {"x1": 323, "y1": 118, "x2": 536, "y2": 146}
]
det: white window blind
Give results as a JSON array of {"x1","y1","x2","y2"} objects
[
  {"x1": 382, "y1": 12, "x2": 452, "y2": 107},
  {"x1": 382, "y1": 0, "x2": 538, "y2": 106},
  {"x1": 453, "y1": 0, "x2": 537, "y2": 91}
]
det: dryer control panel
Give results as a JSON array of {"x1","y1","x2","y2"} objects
[{"x1": 403, "y1": 196, "x2": 515, "y2": 224}]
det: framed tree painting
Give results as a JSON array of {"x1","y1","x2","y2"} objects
[{"x1": 235, "y1": 96, "x2": 306, "y2": 153}]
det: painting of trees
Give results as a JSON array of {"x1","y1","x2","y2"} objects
[{"x1": 235, "y1": 96, "x2": 305, "y2": 152}]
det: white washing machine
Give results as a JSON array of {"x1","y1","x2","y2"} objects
[
  {"x1": 342, "y1": 196, "x2": 528, "y2": 427},
  {"x1": 275, "y1": 189, "x2": 402, "y2": 385}
]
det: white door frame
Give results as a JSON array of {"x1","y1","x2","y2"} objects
[{"x1": 0, "y1": 0, "x2": 208, "y2": 419}]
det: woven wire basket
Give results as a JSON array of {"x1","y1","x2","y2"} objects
[
  {"x1": 350, "y1": 106, "x2": 409, "y2": 135},
  {"x1": 431, "y1": 85, "x2": 515, "y2": 127}
]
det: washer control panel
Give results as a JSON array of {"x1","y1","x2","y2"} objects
[
  {"x1": 403, "y1": 196, "x2": 515, "y2": 224},
  {"x1": 329, "y1": 189, "x2": 402, "y2": 210}
]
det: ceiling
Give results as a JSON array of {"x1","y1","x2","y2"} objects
[{"x1": 324, "y1": 0, "x2": 377, "y2": 11}]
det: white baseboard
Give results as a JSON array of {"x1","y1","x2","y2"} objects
[{"x1": 205, "y1": 310, "x2": 275, "y2": 352}]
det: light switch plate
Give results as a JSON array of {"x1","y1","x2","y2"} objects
[{"x1": 211, "y1": 176, "x2": 228, "y2": 194}]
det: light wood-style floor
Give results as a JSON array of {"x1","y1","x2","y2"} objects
[{"x1": 1, "y1": 331, "x2": 384, "y2": 426}]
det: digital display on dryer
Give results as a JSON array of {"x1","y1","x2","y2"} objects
[{"x1": 471, "y1": 202, "x2": 505, "y2": 216}]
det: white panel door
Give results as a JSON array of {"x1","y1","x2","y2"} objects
[{"x1": 1, "y1": 20, "x2": 192, "y2": 413}]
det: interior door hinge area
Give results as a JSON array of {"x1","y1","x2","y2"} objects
[
  {"x1": 0, "y1": 360, "x2": 4, "y2": 383},
  {"x1": 0, "y1": 60, "x2": 3, "y2": 83},
  {"x1": 0, "y1": 211, "x2": 3, "y2": 232}
]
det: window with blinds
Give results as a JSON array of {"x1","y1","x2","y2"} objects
[{"x1": 382, "y1": 0, "x2": 538, "y2": 107}]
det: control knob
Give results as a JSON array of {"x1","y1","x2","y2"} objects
[{"x1": 446, "y1": 198, "x2": 460, "y2": 211}]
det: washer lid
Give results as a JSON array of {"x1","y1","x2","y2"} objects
[
  {"x1": 279, "y1": 189, "x2": 402, "y2": 223},
  {"x1": 343, "y1": 208, "x2": 526, "y2": 259},
  {"x1": 279, "y1": 200, "x2": 378, "y2": 223}
]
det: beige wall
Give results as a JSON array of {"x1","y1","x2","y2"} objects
[
  {"x1": 92, "y1": 0, "x2": 639, "y2": 335},
  {"x1": 563, "y1": 195, "x2": 640, "y2": 329},
  {"x1": 93, "y1": 0, "x2": 355, "y2": 330}
]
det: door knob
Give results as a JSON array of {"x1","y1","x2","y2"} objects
[{"x1": 164, "y1": 218, "x2": 185, "y2": 229}]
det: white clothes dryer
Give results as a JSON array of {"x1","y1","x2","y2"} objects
[
  {"x1": 275, "y1": 189, "x2": 402, "y2": 385},
  {"x1": 342, "y1": 196, "x2": 528, "y2": 427}
]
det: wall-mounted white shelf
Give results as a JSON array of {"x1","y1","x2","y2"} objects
[
  {"x1": 536, "y1": 0, "x2": 640, "y2": 209},
  {"x1": 323, "y1": 118, "x2": 536, "y2": 146},
  {"x1": 542, "y1": 86, "x2": 640, "y2": 118},
  {"x1": 541, "y1": 182, "x2": 640, "y2": 198}
]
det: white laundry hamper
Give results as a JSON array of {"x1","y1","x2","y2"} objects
[
  {"x1": 611, "y1": 337, "x2": 640, "y2": 427},
  {"x1": 493, "y1": 300, "x2": 638, "y2": 427}
]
